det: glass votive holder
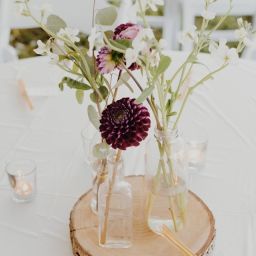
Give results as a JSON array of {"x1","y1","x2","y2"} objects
[
  {"x1": 5, "y1": 160, "x2": 37, "y2": 203},
  {"x1": 184, "y1": 127, "x2": 208, "y2": 171}
]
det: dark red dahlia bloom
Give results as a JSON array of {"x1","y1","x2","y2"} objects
[
  {"x1": 99, "y1": 98, "x2": 151, "y2": 150},
  {"x1": 113, "y1": 23, "x2": 142, "y2": 40}
]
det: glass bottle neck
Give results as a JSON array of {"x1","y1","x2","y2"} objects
[
  {"x1": 154, "y1": 127, "x2": 179, "y2": 142},
  {"x1": 107, "y1": 155, "x2": 124, "y2": 182}
]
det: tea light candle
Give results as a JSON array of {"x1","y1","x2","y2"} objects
[
  {"x1": 5, "y1": 160, "x2": 37, "y2": 203},
  {"x1": 188, "y1": 148, "x2": 204, "y2": 164},
  {"x1": 187, "y1": 142, "x2": 207, "y2": 171},
  {"x1": 14, "y1": 179, "x2": 33, "y2": 197}
]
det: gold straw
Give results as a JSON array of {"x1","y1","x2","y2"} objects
[
  {"x1": 18, "y1": 79, "x2": 34, "y2": 110},
  {"x1": 161, "y1": 225, "x2": 197, "y2": 256}
]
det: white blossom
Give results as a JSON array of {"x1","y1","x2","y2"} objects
[
  {"x1": 57, "y1": 28, "x2": 80, "y2": 44},
  {"x1": 148, "y1": 50, "x2": 160, "y2": 67},
  {"x1": 201, "y1": 10, "x2": 216, "y2": 20},
  {"x1": 148, "y1": 0, "x2": 164, "y2": 11},
  {"x1": 88, "y1": 27, "x2": 103, "y2": 57},
  {"x1": 34, "y1": 40, "x2": 51, "y2": 55},
  {"x1": 235, "y1": 18, "x2": 256, "y2": 47},
  {"x1": 237, "y1": 17, "x2": 244, "y2": 27},
  {"x1": 117, "y1": 0, "x2": 138, "y2": 23},
  {"x1": 209, "y1": 39, "x2": 239, "y2": 64},
  {"x1": 125, "y1": 48, "x2": 139, "y2": 67},
  {"x1": 132, "y1": 28, "x2": 155, "y2": 52},
  {"x1": 179, "y1": 25, "x2": 198, "y2": 45},
  {"x1": 139, "y1": 0, "x2": 164, "y2": 12}
]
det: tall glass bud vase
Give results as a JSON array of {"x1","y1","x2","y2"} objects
[
  {"x1": 81, "y1": 130, "x2": 109, "y2": 214},
  {"x1": 145, "y1": 127, "x2": 188, "y2": 234},
  {"x1": 98, "y1": 153, "x2": 133, "y2": 248}
]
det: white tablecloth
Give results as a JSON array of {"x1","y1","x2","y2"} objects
[{"x1": 0, "y1": 53, "x2": 256, "y2": 256}]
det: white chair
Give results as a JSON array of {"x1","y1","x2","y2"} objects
[
  {"x1": 145, "y1": 0, "x2": 182, "y2": 50},
  {"x1": 180, "y1": 0, "x2": 256, "y2": 51},
  {"x1": 243, "y1": 46, "x2": 256, "y2": 60}
]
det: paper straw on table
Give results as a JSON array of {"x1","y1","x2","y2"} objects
[
  {"x1": 161, "y1": 225, "x2": 197, "y2": 256},
  {"x1": 18, "y1": 79, "x2": 34, "y2": 110}
]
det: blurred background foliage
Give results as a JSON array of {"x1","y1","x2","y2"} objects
[{"x1": 10, "y1": 3, "x2": 252, "y2": 59}]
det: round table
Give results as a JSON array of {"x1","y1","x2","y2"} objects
[{"x1": 0, "y1": 53, "x2": 256, "y2": 256}]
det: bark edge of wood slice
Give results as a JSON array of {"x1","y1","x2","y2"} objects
[{"x1": 70, "y1": 176, "x2": 215, "y2": 256}]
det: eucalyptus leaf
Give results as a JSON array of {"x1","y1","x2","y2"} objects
[
  {"x1": 88, "y1": 105, "x2": 100, "y2": 130},
  {"x1": 46, "y1": 14, "x2": 67, "y2": 34},
  {"x1": 136, "y1": 86, "x2": 154, "y2": 104},
  {"x1": 155, "y1": 55, "x2": 171, "y2": 78},
  {"x1": 92, "y1": 142, "x2": 110, "y2": 159},
  {"x1": 76, "y1": 89, "x2": 84, "y2": 104},
  {"x1": 59, "y1": 77, "x2": 91, "y2": 91},
  {"x1": 72, "y1": 63, "x2": 79, "y2": 73},
  {"x1": 95, "y1": 7, "x2": 117, "y2": 26},
  {"x1": 90, "y1": 86, "x2": 109, "y2": 103}
]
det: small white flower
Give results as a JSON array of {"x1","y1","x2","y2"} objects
[
  {"x1": 125, "y1": 48, "x2": 139, "y2": 67},
  {"x1": 179, "y1": 25, "x2": 198, "y2": 45},
  {"x1": 235, "y1": 27, "x2": 248, "y2": 40},
  {"x1": 201, "y1": 10, "x2": 216, "y2": 20},
  {"x1": 235, "y1": 18, "x2": 255, "y2": 47},
  {"x1": 117, "y1": 0, "x2": 138, "y2": 23},
  {"x1": 209, "y1": 39, "x2": 239, "y2": 64},
  {"x1": 237, "y1": 17, "x2": 244, "y2": 27},
  {"x1": 140, "y1": 0, "x2": 164, "y2": 12},
  {"x1": 88, "y1": 27, "x2": 103, "y2": 57},
  {"x1": 148, "y1": 50, "x2": 160, "y2": 67},
  {"x1": 57, "y1": 28, "x2": 80, "y2": 44},
  {"x1": 148, "y1": 0, "x2": 164, "y2": 11},
  {"x1": 132, "y1": 28, "x2": 154, "y2": 52},
  {"x1": 225, "y1": 48, "x2": 239, "y2": 65},
  {"x1": 34, "y1": 40, "x2": 51, "y2": 55}
]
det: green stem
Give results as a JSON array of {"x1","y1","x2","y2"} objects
[
  {"x1": 103, "y1": 33, "x2": 126, "y2": 54},
  {"x1": 122, "y1": 64, "x2": 162, "y2": 129},
  {"x1": 137, "y1": 0, "x2": 149, "y2": 28},
  {"x1": 173, "y1": 64, "x2": 228, "y2": 129}
]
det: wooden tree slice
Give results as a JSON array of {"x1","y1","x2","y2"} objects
[{"x1": 70, "y1": 176, "x2": 215, "y2": 256}]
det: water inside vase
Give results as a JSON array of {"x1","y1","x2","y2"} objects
[{"x1": 147, "y1": 178, "x2": 187, "y2": 234}]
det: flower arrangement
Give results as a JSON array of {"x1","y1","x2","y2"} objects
[{"x1": 17, "y1": 0, "x2": 255, "y2": 246}]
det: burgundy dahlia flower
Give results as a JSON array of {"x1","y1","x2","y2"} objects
[
  {"x1": 113, "y1": 23, "x2": 142, "y2": 40},
  {"x1": 99, "y1": 98, "x2": 151, "y2": 150}
]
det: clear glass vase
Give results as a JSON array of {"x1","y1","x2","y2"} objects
[
  {"x1": 98, "y1": 154, "x2": 133, "y2": 248},
  {"x1": 145, "y1": 127, "x2": 188, "y2": 234},
  {"x1": 81, "y1": 130, "x2": 109, "y2": 214}
]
